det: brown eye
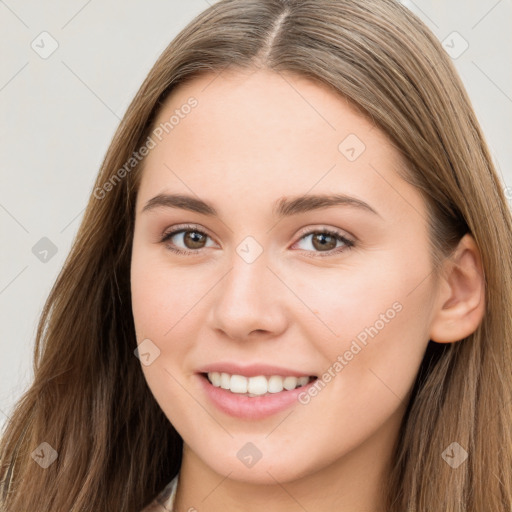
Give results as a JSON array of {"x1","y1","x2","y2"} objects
[
  {"x1": 293, "y1": 229, "x2": 354, "y2": 257},
  {"x1": 182, "y1": 231, "x2": 207, "y2": 249},
  {"x1": 161, "y1": 226, "x2": 214, "y2": 254},
  {"x1": 311, "y1": 232, "x2": 338, "y2": 251}
]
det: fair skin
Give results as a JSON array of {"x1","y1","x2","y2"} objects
[{"x1": 130, "y1": 68, "x2": 485, "y2": 512}]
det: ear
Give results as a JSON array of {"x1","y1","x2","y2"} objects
[{"x1": 429, "y1": 233, "x2": 486, "y2": 343}]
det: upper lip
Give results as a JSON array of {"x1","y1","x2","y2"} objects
[{"x1": 196, "y1": 362, "x2": 316, "y2": 378}]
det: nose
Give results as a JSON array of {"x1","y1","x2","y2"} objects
[{"x1": 208, "y1": 251, "x2": 289, "y2": 342}]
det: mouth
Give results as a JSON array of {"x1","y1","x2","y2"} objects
[
  {"x1": 201, "y1": 372, "x2": 318, "y2": 397},
  {"x1": 196, "y1": 362, "x2": 320, "y2": 418}
]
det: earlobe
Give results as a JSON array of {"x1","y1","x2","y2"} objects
[{"x1": 429, "y1": 234, "x2": 486, "y2": 344}]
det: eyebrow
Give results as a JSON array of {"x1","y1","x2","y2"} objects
[{"x1": 141, "y1": 193, "x2": 381, "y2": 218}]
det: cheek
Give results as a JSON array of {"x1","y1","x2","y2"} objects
[
  {"x1": 130, "y1": 246, "x2": 214, "y2": 406},
  {"x1": 130, "y1": 244, "x2": 203, "y2": 339},
  {"x1": 271, "y1": 267, "x2": 433, "y2": 476},
  {"x1": 130, "y1": 250, "x2": 203, "y2": 433},
  {"x1": 284, "y1": 249, "x2": 434, "y2": 406},
  {"x1": 282, "y1": 248, "x2": 434, "y2": 350}
]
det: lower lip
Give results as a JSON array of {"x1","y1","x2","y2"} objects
[{"x1": 198, "y1": 374, "x2": 317, "y2": 420}]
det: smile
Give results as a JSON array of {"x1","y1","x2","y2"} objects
[
  {"x1": 206, "y1": 372, "x2": 315, "y2": 396},
  {"x1": 198, "y1": 369, "x2": 319, "y2": 419}
]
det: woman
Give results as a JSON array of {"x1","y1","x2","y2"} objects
[{"x1": 1, "y1": 0, "x2": 511, "y2": 510}]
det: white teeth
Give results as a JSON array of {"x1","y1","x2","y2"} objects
[
  {"x1": 268, "y1": 375, "x2": 284, "y2": 393},
  {"x1": 298, "y1": 376, "x2": 309, "y2": 387},
  {"x1": 230, "y1": 374, "x2": 248, "y2": 393},
  {"x1": 206, "y1": 372, "x2": 313, "y2": 396},
  {"x1": 210, "y1": 371, "x2": 221, "y2": 387},
  {"x1": 248, "y1": 376, "x2": 267, "y2": 395},
  {"x1": 283, "y1": 376, "x2": 298, "y2": 390},
  {"x1": 220, "y1": 372, "x2": 230, "y2": 389}
]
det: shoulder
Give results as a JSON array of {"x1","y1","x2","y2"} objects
[{"x1": 140, "y1": 475, "x2": 179, "y2": 512}]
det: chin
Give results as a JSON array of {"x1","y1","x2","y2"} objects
[{"x1": 201, "y1": 450, "x2": 317, "y2": 485}]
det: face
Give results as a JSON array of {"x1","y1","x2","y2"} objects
[{"x1": 130, "y1": 67, "x2": 440, "y2": 485}]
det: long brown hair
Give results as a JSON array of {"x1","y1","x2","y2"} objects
[{"x1": 1, "y1": 0, "x2": 511, "y2": 510}]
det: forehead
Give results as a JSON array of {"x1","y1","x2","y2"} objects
[
  {"x1": 150, "y1": 67, "x2": 389, "y2": 158},
  {"x1": 137, "y1": 67, "x2": 418, "y2": 222}
]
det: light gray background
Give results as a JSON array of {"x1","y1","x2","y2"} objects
[{"x1": 1, "y1": 0, "x2": 511, "y2": 431}]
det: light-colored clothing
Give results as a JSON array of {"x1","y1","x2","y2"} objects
[{"x1": 140, "y1": 474, "x2": 179, "y2": 512}]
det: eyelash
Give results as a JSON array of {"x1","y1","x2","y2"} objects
[{"x1": 159, "y1": 223, "x2": 355, "y2": 258}]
